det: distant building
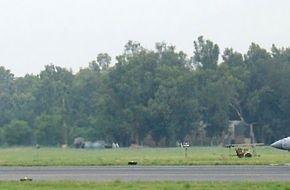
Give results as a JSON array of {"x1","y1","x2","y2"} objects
[{"x1": 224, "y1": 120, "x2": 255, "y2": 145}]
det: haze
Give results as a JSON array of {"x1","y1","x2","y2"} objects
[{"x1": 1, "y1": 0, "x2": 290, "y2": 76}]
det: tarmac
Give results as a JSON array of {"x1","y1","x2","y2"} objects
[{"x1": 1, "y1": 165, "x2": 290, "y2": 181}]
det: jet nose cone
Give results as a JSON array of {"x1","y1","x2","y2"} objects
[{"x1": 271, "y1": 140, "x2": 283, "y2": 149}]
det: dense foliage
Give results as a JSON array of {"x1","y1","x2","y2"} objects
[{"x1": 1, "y1": 37, "x2": 290, "y2": 146}]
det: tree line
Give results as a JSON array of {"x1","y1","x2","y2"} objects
[{"x1": 1, "y1": 36, "x2": 290, "y2": 147}]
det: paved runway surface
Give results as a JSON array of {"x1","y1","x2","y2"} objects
[{"x1": 1, "y1": 165, "x2": 290, "y2": 181}]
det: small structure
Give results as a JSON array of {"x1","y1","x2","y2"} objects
[
  {"x1": 224, "y1": 120, "x2": 255, "y2": 145},
  {"x1": 182, "y1": 142, "x2": 190, "y2": 148}
]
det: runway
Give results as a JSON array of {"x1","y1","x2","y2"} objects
[{"x1": 1, "y1": 165, "x2": 290, "y2": 181}]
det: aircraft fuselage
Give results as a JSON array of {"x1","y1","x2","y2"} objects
[{"x1": 271, "y1": 137, "x2": 290, "y2": 150}]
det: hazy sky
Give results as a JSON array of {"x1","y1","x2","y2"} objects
[{"x1": 1, "y1": 0, "x2": 290, "y2": 76}]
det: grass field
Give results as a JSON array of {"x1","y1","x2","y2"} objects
[
  {"x1": 1, "y1": 147, "x2": 290, "y2": 189},
  {"x1": 0, "y1": 146, "x2": 289, "y2": 166},
  {"x1": 1, "y1": 181, "x2": 290, "y2": 190}
]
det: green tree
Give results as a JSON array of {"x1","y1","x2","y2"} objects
[
  {"x1": 34, "y1": 65, "x2": 74, "y2": 145},
  {"x1": 69, "y1": 65, "x2": 102, "y2": 141},
  {"x1": 13, "y1": 75, "x2": 39, "y2": 124},
  {"x1": 193, "y1": 36, "x2": 219, "y2": 70},
  {"x1": 4, "y1": 120, "x2": 32, "y2": 145},
  {"x1": 222, "y1": 48, "x2": 244, "y2": 67},
  {"x1": 97, "y1": 53, "x2": 111, "y2": 71},
  {"x1": 103, "y1": 45, "x2": 155, "y2": 145},
  {"x1": 35, "y1": 114, "x2": 62, "y2": 145},
  {"x1": 195, "y1": 69, "x2": 233, "y2": 141},
  {"x1": 0, "y1": 67, "x2": 15, "y2": 127}
]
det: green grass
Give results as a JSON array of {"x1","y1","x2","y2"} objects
[
  {"x1": 1, "y1": 181, "x2": 290, "y2": 190},
  {"x1": 1, "y1": 147, "x2": 289, "y2": 189},
  {"x1": 0, "y1": 146, "x2": 288, "y2": 166}
]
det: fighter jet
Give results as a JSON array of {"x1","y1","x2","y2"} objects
[{"x1": 271, "y1": 137, "x2": 290, "y2": 151}]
